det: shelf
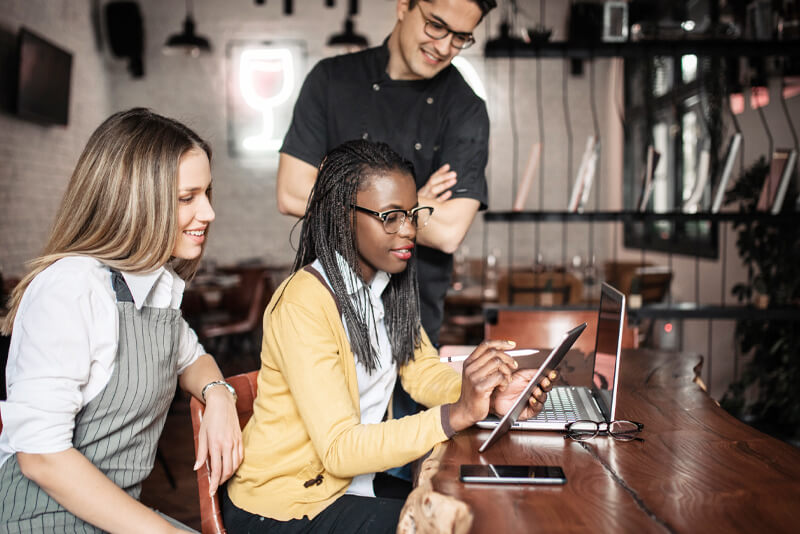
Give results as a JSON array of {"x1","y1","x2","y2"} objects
[
  {"x1": 483, "y1": 303, "x2": 800, "y2": 322},
  {"x1": 483, "y1": 210, "x2": 800, "y2": 224},
  {"x1": 628, "y1": 302, "x2": 800, "y2": 321},
  {"x1": 484, "y1": 39, "x2": 800, "y2": 59}
]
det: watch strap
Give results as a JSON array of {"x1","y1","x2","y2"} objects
[{"x1": 201, "y1": 380, "x2": 237, "y2": 403}]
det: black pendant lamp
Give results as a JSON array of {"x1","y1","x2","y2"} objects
[
  {"x1": 163, "y1": 0, "x2": 211, "y2": 57},
  {"x1": 326, "y1": 18, "x2": 368, "y2": 53}
]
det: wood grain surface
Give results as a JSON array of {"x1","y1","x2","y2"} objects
[{"x1": 427, "y1": 348, "x2": 800, "y2": 533}]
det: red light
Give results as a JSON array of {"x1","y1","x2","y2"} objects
[{"x1": 664, "y1": 323, "x2": 673, "y2": 333}]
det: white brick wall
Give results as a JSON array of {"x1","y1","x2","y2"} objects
[
  {"x1": 0, "y1": 0, "x2": 614, "y2": 274},
  {"x1": 0, "y1": 0, "x2": 111, "y2": 277}
]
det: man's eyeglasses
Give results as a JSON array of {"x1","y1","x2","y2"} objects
[
  {"x1": 351, "y1": 205, "x2": 434, "y2": 234},
  {"x1": 417, "y1": 4, "x2": 476, "y2": 50},
  {"x1": 564, "y1": 420, "x2": 645, "y2": 442}
]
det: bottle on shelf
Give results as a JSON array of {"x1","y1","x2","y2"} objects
[
  {"x1": 540, "y1": 278, "x2": 555, "y2": 307},
  {"x1": 452, "y1": 246, "x2": 467, "y2": 292},
  {"x1": 483, "y1": 249, "x2": 499, "y2": 300},
  {"x1": 629, "y1": 276, "x2": 643, "y2": 310}
]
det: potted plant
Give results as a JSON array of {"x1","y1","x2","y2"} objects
[{"x1": 720, "y1": 157, "x2": 800, "y2": 443}]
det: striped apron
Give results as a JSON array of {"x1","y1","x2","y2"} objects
[{"x1": 0, "y1": 270, "x2": 180, "y2": 533}]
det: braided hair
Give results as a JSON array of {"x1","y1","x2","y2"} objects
[{"x1": 292, "y1": 140, "x2": 422, "y2": 372}]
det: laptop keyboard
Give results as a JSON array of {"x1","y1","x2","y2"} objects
[{"x1": 530, "y1": 387, "x2": 581, "y2": 423}]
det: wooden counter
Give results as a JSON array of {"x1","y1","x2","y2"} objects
[{"x1": 421, "y1": 348, "x2": 800, "y2": 533}]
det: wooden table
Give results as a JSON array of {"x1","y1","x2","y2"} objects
[{"x1": 422, "y1": 348, "x2": 800, "y2": 533}]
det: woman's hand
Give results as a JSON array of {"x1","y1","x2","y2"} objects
[
  {"x1": 491, "y1": 369, "x2": 558, "y2": 420},
  {"x1": 449, "y1": 340, "x2": 519, "y2": 432},
  {"x1": 194, "y1": 387, "x2": 243, "y2": 496}
]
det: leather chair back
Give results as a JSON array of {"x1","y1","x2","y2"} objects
[{"x1": 190, "y1": 371, "x2": 258, "y2": 534}]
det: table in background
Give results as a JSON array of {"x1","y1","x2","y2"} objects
[{"x1": 424, "y1": 348, "x2": 800, "y2": 533}]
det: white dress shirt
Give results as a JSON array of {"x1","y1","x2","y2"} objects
[
  {"x1": 0, "y1": 256, "x2": 205, "y2": 467},
  {"x1": 311, "y1": 258, "x2": 396, "y2": 498}
]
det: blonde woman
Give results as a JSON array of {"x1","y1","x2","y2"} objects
[{"x1": 0, "y1": 108, "x2": 242, "y2": 533}]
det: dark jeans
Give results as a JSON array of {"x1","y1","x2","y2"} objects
[{"x1": 221, "y1": 485, "x2": 404, "y2": 534}]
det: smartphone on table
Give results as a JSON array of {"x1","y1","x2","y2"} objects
[{"x1": 460, "y1": 464, "x2": 566, "y2": 485}]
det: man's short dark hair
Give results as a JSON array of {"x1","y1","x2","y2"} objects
[{"x1": 409, "y1": 0, "x2": 497, "y2": 17}]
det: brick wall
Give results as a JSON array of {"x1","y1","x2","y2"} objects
[{"x1": 0, "y1": 0, "x2": 111, "y2": 277}]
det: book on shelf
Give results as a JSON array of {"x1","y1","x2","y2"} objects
[
  {"x1": 757, "y1": 148, "x2": 797, "y2": 214},
  {"x1": 567, "y1": 135, "x2": 599, "y2": 212},
  {"x1": 512, "y1": 142, "x2": 542, "y2": 212},
  {"x1": 682, "y1": 142, "x2": 711, "y2": 213},
  {"x1": 710, "y1": 132, "x2": 742, "y2": 213},
  {"x1": 637, "y1": 145, "x2": 660, "y2": 212}
]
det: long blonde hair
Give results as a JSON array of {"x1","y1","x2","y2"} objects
[{"x1": 2, "y1": 108, "x2": 212, "y2": 334}]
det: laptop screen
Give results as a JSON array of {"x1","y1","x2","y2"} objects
[{"x1": 590, "y1": 284, "x2": 625, "y2": 421}]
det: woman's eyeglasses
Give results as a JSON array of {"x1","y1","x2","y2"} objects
[
  {"x1": 564, "y1": 420, "x2": 645, "y2": 442},
  {"x1": 351, "y1": 205, "x2": 434, "y2": 234}
]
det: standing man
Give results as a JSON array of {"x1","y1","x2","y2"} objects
[{"x1": 277, "y1": 0, "x2": 495, "y2": 346}]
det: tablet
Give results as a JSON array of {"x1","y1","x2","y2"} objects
[{"x1": 478, "y1": 322, "x2": 588, "y2": 453}]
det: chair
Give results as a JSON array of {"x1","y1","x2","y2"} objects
[
  {"x1": 190, "y1": 371, "x2": 258, "y2": 534},
  {"x1": 631, "y1": 266, "x2": 673, "y2": 303},
  {"x1": 484, "y1": 306, "x2": 639, "y2": 355},
  {"x1": 199, "y1": 267, "x2": 272, "y2": 358},
  {"x1": 604, "y1": 261, "x2": 673, "y2": 303}
]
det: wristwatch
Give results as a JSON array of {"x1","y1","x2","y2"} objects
[{"x1": 201, "y1": 380, "x2": 237, "y2": 403}]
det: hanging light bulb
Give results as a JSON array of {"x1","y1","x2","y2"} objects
[{"x1": 163, "y1": 0, "x2": 211, "y2": 57}]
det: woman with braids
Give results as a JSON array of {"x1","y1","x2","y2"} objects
[
  {"x1": 223, "y1": 139, "x2": 554, "y2": 533},
  {"x1": 0, "y1": 108, "x2": 242, "y2": 533}
]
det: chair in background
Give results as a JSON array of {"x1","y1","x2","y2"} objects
[
  {"x1": 190, "y1": 370, "x2": 258, "y2": 534},
  {"x1": 604, "y1": 261, "x2": 673, "y2": 303},
  {"x1": 630, "y1": 265, "x2": 673, "y2": 303},
  {"x1": 198, "y1": 266, "x2": 273, "y2": 360},
  {"x1": 605, "y1": 261, "x2": 673, "y2": 346}
]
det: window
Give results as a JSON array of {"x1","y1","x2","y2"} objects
[{"x1": 623, "y1": 54, "x2": 721, "y2": 258}]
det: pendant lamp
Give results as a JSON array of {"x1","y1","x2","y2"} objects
[
  {"x1": 326, "y1": 18, "x2": 369, "y2": 54},
  {"x1": 163, "y1": 0, "x2": 211, "y2": 57}
]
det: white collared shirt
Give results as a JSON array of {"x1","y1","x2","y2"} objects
[
  {"x1": 311, "y1": 258, "x2": 396, "y2": 498},
  {"x1": 0, "y1": 256, "x2": 204, "y2": 467}
]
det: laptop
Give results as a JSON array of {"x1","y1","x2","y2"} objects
[{"x1": 477, "y1": 283, "x2": 627, "y2": 435}]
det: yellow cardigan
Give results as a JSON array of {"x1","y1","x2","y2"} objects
[{"x1": 227, "y1": 269, "x2": 461, "y2": 521}]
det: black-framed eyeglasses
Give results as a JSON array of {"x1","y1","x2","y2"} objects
[
  {"x1": 417, "y1": 4, "x2": 476, "y2": 50},
  {"x1": 351, "y1": 205, "x2": 434, "y2": 234},
  {"x1": 564, "y1": 420, "x2": 645, "y2": 442}
]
